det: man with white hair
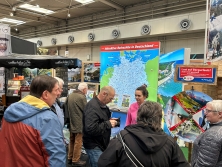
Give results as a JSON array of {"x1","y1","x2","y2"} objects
[
  {"x1": 52, "y1": 76, "x2": 65, "y2": 128},
  {"x1": 67, "y1": 82, "x2": 88, "y2": 166}
]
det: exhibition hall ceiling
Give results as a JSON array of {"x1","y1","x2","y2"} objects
[{"x1": 0, "y1": 0, "x2": 206, "y2": 38}]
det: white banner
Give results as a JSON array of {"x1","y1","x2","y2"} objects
[{"x1": 0, "y1": 24, "x2": 11, "y2": 96}]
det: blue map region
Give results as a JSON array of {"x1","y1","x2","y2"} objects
[{"x1": 100, "y1": 48, "x2": 159, "y2": 108}]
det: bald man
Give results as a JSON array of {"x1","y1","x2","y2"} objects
[{"x1": 83, "y1": 86, "x2": 116, "y2": 167}]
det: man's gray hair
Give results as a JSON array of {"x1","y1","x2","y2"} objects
[
  {"x1": 207, "y1": 100, "x2": 222, "y2": 112},
  {"x1": 137, "y1": 101, "x2": 162, "y2": 131},
  {"x1": 78, "y1": 82, "x2": 88, "y2": 91},
  {"x1": 54, "y1": 77, "x2": 64, "y2": 86}
]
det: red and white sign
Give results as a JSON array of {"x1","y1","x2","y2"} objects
[
  {"x1": 179, "y1": 67, "x2": 213, "y2": 78},
  {"x1": 100, "y1": 41, "x2": 160, "y2": 51}
]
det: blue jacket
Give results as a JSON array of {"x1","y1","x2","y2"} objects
[{"x1": 0, "y1": 95, "x2": 66, "y2": 167}]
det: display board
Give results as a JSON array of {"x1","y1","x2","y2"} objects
[
  {"x1": 207, "y1": 0, "x2": 222, "y2": 63},
  {"x1": 100, "y1": 42, "x2": 160, "y2": 111},
  {"x1": 0, "y1": 24, "x2": 11, "y2": 96},
  {"x1": 164, "y1": 90, "x2": 212, "y2": 142},
  {"x1": 175, "y1": 65, "x2": 217, "y2": 85},
  {"x1": 157, "y1": 48, "x2": 188, "y2": 109},
  {"x1": 83, "y1": 62, "x2": 100, "y2": 83}
]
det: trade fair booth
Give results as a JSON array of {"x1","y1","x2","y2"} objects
[{"x1": 0, "y1": 53, "x2": 82, "y2": 114}]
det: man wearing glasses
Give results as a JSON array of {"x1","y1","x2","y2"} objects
[
  {"x1": 191, "y1": 100, "x2": 222, "y2": 167},
  {"x1": 0, "y1": 75, "x2": 66, "y2": 167},
  {"x1": 83, "y1": 86, "x2": 116, "y2": 167}
]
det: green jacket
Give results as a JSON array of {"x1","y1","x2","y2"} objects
[{"x1": 67, "y1": 89, "x2": 87, "y2": 133}]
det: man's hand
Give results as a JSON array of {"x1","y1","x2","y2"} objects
[{"x1": 109, "y1": 119, "x2": 117, "y2": 128}]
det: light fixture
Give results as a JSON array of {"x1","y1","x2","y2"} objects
[
  {"x1": 75, "y1": 0, "x2": 95, "y2": 4},
  {"x1": 10, "y1": 12, "x2": 14, "y2": 16},
  {"x1": 19, "y1": 4, "x2": 54, "y2": 15},
  {"x1": 12, "y1": 6, "x2": 16, "y2": 11},
  {"x1": 0, "y1": 18, "x2": 26, "y2": 25},
  {"x1": 15, "y1": 28, "x2": 18, "y2": 31},
  {"x1": 67, "y1": 13, "x2": 71, "y2": 17}
]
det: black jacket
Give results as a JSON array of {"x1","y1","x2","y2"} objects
[
  {"x1": 83, "y1": 96, "x2": 112, "y2": 151},
  {"x1": 98, "y1": 124, "x2": 190, "y2": 167}
]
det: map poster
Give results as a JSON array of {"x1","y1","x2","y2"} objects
[{"x1": 100, "y1": 42, "x2": 160, "y2": 111}]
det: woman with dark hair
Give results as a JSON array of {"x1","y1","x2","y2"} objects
[
  {"x1": 125, "y1": 84, "x2": 148, "y2": 126},
  {"x1": 98, "y1": 101, "x2": 190, "y2": 167}
]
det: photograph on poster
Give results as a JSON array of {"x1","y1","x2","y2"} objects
[
  {"x1": 22, "y1": 68, "x2": 52, "y2": 84},
  {"x1": 68, "y1": 68, "x2": 81, "y2": 82},
  {"x1": 164, "y1": 90, "x2": 212, "y2": 142},
  {"x1": 84, "y1": 63, "x2": 100, "y2": 83},
  {"x1": 207, "y1": 0, "x2": 222, "y2": 62}
]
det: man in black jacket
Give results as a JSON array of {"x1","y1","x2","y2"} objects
[
  {"x1": 83, "y1": 86, "x2": 117, "y2": 167},
  {"x1": 98, "y1": 101, "x2": 190, "y2": 167}
]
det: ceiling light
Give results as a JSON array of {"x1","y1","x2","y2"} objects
[
  {"x1": 10, "y1": 12, "x2": 14, "y2": 16},
  {"x1": 75, "y1": 0, "x2": 95, "y2": 4},
  {"x1": 19, "y1": 4, "x2": 54, "y2": 15},
  {"x1": 15, "y1": 28, "x2": 18, "y2": 31},
  {"x1": 12, "y1": 7, "x2": 16, "y2": 11},
  {"x1": 0, "y1": 18, "x2": 26, "y2": 25},
  {"x1": 67, "y1": 13, "x2": 71, "y2": 17}
]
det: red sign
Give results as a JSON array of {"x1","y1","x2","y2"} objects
[
  {"x1": 100, "y1": 42, "x2": 160, "y2": 51},
  {"x1": 179, "y1": 67, "x2": 213, "y2": 78},
  {"x1": 94, "y1": 63, "x2": 100, "y2": 67}
]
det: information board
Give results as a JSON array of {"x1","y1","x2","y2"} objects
[{"x1": 175, "y1": 65, "x2": 217, "y2": 85}]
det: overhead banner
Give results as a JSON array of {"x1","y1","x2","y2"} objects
[
  {"x1": 100, "y1": 41, "x2": 160, "y2": 111},
  {"x1": 0, "y1": 24, "x2": 11, "y2": 96}
]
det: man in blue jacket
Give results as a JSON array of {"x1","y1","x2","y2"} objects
[{"x1": 0, "y1": 75, "x2": 66, "y2": 167}]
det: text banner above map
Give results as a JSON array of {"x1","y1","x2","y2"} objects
[{"x1": 100, "y1": 42, "x2": 160, "y2": 51}]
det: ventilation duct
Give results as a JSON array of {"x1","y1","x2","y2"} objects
[
  {"x1": 112, "y1": 29, "x2": 120, "y2": 39},
  {"x1": 68, "y1": 35, "x2": 74, "y2": 43},
  {"x1": 37, "y1": 40, "x2": 42, "y2": 47},
  {"x1": 88, "y1": 33, "x2": 95, "y2": 41},
  {"x1": 141, "y1": 25, "x2": 151, "y2": 35},
  {"x1": 51, "y1": 38, "x2": 57, "y2": 45},
  {"x1": 179, "y1": 19, "x2": 191, "y2": 30}
]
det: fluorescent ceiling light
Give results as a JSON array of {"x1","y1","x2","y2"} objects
[
  {"x1": 75, "y1": 0, "x2": 95, "y2": 4},
  {"x1": 19, "y1": 4, "x2": 54, "y2": 14},
  {"x1": 0, "y1": 18, "x2": 25, "y2": 25}
]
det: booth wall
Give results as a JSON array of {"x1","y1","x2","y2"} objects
[
  {"x1": 28, "y1": 10, "x2": 205, "y2": 50},
  {"x1": 57, "y1": 34, "x2": 204, "y2": 62}
]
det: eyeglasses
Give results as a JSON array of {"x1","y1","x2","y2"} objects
[
  {"x1": 105, "y1": 92, "x2": 114, "y2": 101},
  {"x1": 205, "y1": 109, "x2": 215, "y2": 113}
]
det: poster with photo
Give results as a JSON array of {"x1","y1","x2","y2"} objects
[
  {"x1": 83, "y1": 63, "x2": 100, "y2": 83},
  {"x1": 22, "y1": 68, "x2": 52, "y2": 84},
  {"x1": 68, "y1": 68, "x2": 81, "y2": 82},
  {"x1": 164, "y1": 90, "x2": 212, "y2": 142},
  {"x1": 207, "y1": 0, "x2": 222, "y2": 62}
]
